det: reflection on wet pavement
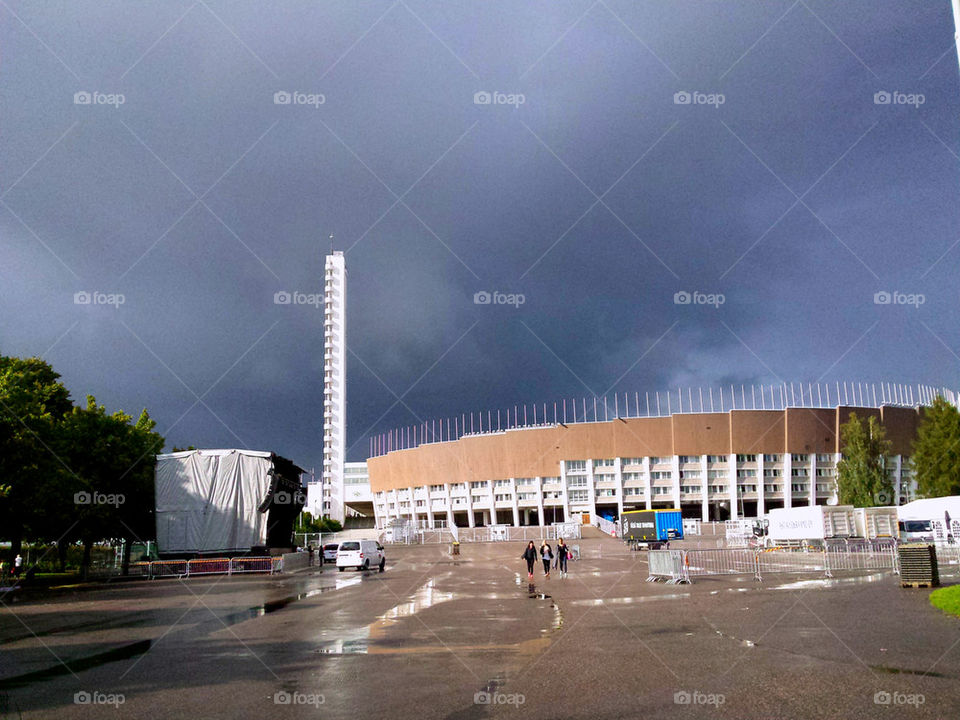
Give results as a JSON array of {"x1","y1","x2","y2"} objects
[
  {"x1": 570, "y1": 593, "x2": 690, "y2": 606},
  {"x1": 316, "y1": 576, "x2": 564, "y2": 655},
  {"x1": 771, "y1": 573, "x2": 888, "y2": 591}
]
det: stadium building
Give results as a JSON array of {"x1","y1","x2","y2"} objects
[{"x1": 368, "y1": 383, "x2": 956, "y2": 528}]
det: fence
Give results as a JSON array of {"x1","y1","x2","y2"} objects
[
  {"x1": 648, "y1": 545, "x2": 899, "y2": 583},
  {"x1": 646, "y1": 549, "x2": 688, "y2": 584},
  {"x1": 935, "y1": 545, "x2": 960, "y2": 576},
  {"x1": 123, "y1": 557, "x2": 282, "y2": 579},
  {"x1": 595, "y1": 515, "x2": 618, "y2": 536}
]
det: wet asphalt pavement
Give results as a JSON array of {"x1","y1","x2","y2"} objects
[{"x1": 1, "y1": 537, "x2": 959, "y2": 719}]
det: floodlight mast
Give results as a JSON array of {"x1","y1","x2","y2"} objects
[{"x1": 953, "y1": 0, "x2": 960, "y2": 76}]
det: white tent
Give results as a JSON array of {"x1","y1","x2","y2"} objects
[
  {"x1": 155, "y1": 449, "x2": 274, "y2": 555},
  {"x1": 897, "y1": 497, "x2": 960, "y2": 521}
]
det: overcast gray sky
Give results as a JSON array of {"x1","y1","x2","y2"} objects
[{"x1": 2, "y1": 0, "x2": 959, "y2": 468}]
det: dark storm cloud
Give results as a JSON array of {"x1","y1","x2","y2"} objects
[{"x1": 2, "y1": 0, "x2": 959, "y2": 468}]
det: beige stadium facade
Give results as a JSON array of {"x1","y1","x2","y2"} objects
[{"x1": 368, "y1": 403, "x2": 929, "y2": 528}]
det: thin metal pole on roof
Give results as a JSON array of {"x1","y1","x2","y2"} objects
[
  {"x1": 720, "y1": 387, "x2": 724, "y2": 412},
  {"x1": 731, "y1": 385, "x2": 736, "y2": 410},
  {"x1": 614, "y1": 394, "x2": 618, "y2": 418},
  {"x1": 646, "y1": 391, "x2": 650, "y2": 417},
  {"x1": 710, "y1": 387, "x2": 715, "y2": 412},
  {"x1": 563, "y1": 399, "x2": 567, "y2": 424},
  {"x1": 678, "y1": 389, "x2": 682, "y2": 413},
  {"x1": 752, "y1": 385, "x2": 756, "y2": 409},
  {"x1": 667, "y1": 392, "x2": 672, "y2": 415},
  {"x1": 657, "y1": 392, "x2": 661, "y2": 416}
]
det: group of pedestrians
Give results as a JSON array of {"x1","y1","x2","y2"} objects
[{"x1": 521, "y1": 538, "x2": 572, "y2": 579}]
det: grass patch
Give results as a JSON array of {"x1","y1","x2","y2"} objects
[{"x1": 930, "y1": 585, "x2": 960, "y2": 618}]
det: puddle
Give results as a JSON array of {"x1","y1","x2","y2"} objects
[
  {"x1": 570, "y1": 593, "x2": 689, "y2": 607},
  {"x1": 316, "y1": 578, "x2": 564, "y2": 655},
  {"x1": 316, "y1": 579, "x2": 456, "y2": 654},
  {"x1": 771, "y1": 573, "x2": 888, "y2": 591},
  {"x1": 0, "y1": 576, "x2": 363, "y2": 686}
]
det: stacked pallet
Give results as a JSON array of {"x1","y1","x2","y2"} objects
[{"x1": 898, "y1": 544, "x2": 939, "y2": 588}]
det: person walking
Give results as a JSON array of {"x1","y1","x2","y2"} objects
[
  {"x1": 555, "y1": 538, "x2": 570, "y2": 577},
  {"x1": 13, "y1": 554, "x2": 22, "y2": 577},
  {"x1": 521, "y1": 541, "x2": 537, "y2": 579},
  {"x1": 540, "y1": 542, "x2": 553, "y2": 578}
]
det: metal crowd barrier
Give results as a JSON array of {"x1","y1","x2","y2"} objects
[
  {"x1": 186, "y1": 558, "x2": 231, "y2": 576},
  {"x1": 125, "y1": 557, "x2": 282, "y2": 579},
  {"x1": 647, "y1": 546, "x2": 899, "y2": 584},
  {"x1": 647, "y1": 549, "x2": 689, "y2": 584}
]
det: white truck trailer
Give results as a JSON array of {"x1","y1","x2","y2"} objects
[
  {"x1": 763, "y1": 505, "x2": 857, "y2": 547},
  {"x1": 853, "y1": 507, "x2": 899, "y2": 540}
]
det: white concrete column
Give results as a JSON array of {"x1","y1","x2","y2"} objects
[
  {"x1": 671, "y1": 456, "x2": 681, "y2": 509},
  {"x1": 643, "y1": 457, "x2": 652, "y2": 510},
  {"x1": 728, "y1": 453, "x2": 738, "y2": 520},
  {"x1": 808, "y1": 455, "x2": 816, "y2": 507},
  {"x1": 783, "y1": 454, "x2": 793, "y2": 510},
  {"x1": 756, "y1": 455, "x2": 765, "y2": 517},
  {"x1": 614, "y1": 458, "x2": 624, "y2": 521},
  {"x1": 892, "y1": 454, "x2": 902, "y2": 505},
  {"x1": 408, "y1": 485, "x2": 418, "y2": 527},
  {"x1": 700, "y1": 455, "x2": 709, "y2": 521},
  {"x1": 445, "y1": 484, "x2": 455, "y2": 529},
  {"x1": 557, "y1": 464, "x2": 569, "y2": 523},
  {"x1": 465, "y1": 484, "x2": 475, "y2": 528},
  {"x1": 586, "y1": 462, "x2": 597, "y2": 521},
  {"x1": 538, "y1": 475, "x2": 547, "y2": 527},
  {"x1": 488, "y1": 485, "x2": 497, "y2": 526},
  {"x1": 511, "y1": 478, "x2": 520, "y2": 527}
]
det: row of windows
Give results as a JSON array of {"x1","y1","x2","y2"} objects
[
  {"x1": 560, "y1": 454, "x2": 858, "y2": 474},
  {"x1": 379, "y1": 481, "x2": 848, "y2": 511}
]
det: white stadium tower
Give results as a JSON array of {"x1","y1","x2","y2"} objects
[{"x1": 305, "y1": 250, "x2": 373, "y2": 525}]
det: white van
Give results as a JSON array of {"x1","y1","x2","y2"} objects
[{"x1": 336, "y1": 539, "x2": 385, "y2": 572}]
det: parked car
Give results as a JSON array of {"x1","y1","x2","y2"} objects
[
  {"x1": 336, "y1": 539, "x2": 385, "y2": 572},
  {"x1": 322, "y1": 543, "x2": 339, "y2": 563}
]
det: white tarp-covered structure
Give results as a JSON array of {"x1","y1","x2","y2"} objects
[{"x1": 156, "y1": 449, "x2": 289, "y2": 555}]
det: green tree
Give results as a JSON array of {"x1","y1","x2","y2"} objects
[
  {"x1": 837, "y1": 412, "x2": 893, "y2": 507},
  {"x1": 58, "y1": 396, "x2": 164, "y2": 577},
  {"x1": 0, "y1": 356, "x2": 72, "y2": 562},
  {"x1": 913, "y1": 395, "x2": 960, "y2": 498}
]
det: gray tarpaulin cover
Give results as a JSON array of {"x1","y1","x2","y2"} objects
[{"x1": 155, "y1": 449, "x2": 273, "y2": 554}]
